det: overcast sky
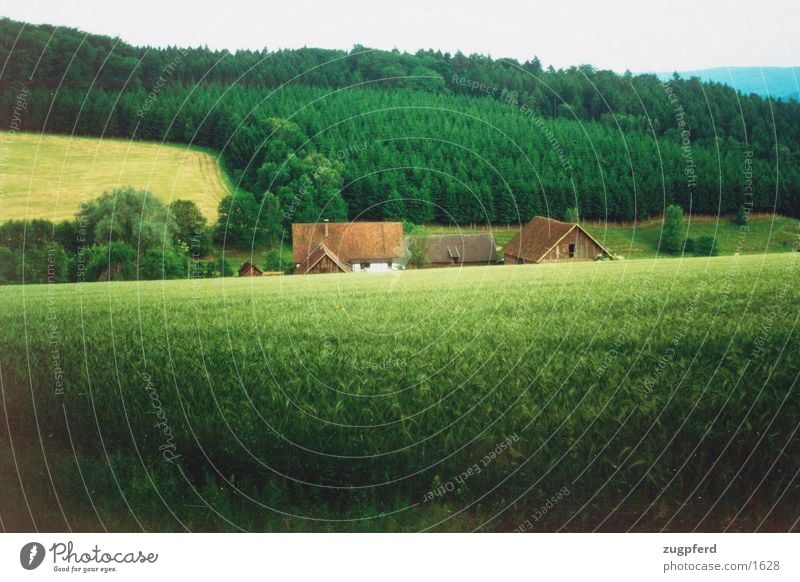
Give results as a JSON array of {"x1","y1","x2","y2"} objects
[{"x1": 2, "y1": 0, "x2": 798, "y2": 72}]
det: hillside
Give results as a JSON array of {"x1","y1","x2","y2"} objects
[
  {"x1": 657, "y1": 67, "x2": 800, "y2": 101},
  {"x1": 0, "y1": 132, "x2": 232, "y2": 221},
  {"x1": 583, "y1": 214, "x2": 800, "y2": 257},
  {"x1": 412, "y1": 213, "x2": 800, "y2": 259},
  {"x1": 1, "y1": 17, "x2": 799, "y2": 225}
]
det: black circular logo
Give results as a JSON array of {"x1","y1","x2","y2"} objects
[{"x1": 20, "y1": 542, "x2": 45, "y2": 570}]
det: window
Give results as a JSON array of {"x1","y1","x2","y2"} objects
[
  {"x1": 447, "y1": 247, "x2": 461, "y2": 265},
  {"x1": 568, "y1": 243, "x2": 576, "y2": 258}
]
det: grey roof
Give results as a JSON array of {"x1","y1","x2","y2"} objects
[{"x1": 423, "y1": 234, "x2": 499, "y2": 264}]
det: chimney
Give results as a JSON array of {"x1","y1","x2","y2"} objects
[{"x1": 324, "y1": 219, "x2": 329, "y2": 237}]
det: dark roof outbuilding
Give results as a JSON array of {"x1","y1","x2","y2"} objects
[
  {"x1": 238, "y1": 261, "x2": 263, "y2": 277},
  {"x1": 423, "y1": 234, "x2": 499, "y2": 264}
]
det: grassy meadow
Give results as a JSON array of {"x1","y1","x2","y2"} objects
[
  {"x1": 1, "y1": 253, "x2": 798, "y2": 532},
  {"x1": 412, "y1": 214, "x2": 800, "y2": 259},
  {"x1": 0, "y1": 132, "x2": 233, "y2": 221}
]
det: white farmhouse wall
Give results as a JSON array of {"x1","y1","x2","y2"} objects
[
  {"x1": 351, "y1": 261, "x2": 392, "y2": 273},
  {"x1": 366, "y1": 262, "x2": 390, "y2": 272}
]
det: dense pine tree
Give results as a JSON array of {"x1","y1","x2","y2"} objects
[{"x1": 1, "y1": 17, "x2": 798, "y2": 225}]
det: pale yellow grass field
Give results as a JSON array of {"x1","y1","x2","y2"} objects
[{"x1": 0, "y1": 132, "x2": 233, "y2": 221}]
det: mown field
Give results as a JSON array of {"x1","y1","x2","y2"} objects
[
  {"x1": 1, "y1": 253, "x2": 798, "y2": 532},
  {"x1": 0, "y1": 132, "x2": 232, "y2": 221}
]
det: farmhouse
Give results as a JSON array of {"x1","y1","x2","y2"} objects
[
  {"x1": 421, "y1": 234, "x2": 499, "y2": 267},
  {"x1": 292, "y1": 221, "x2": 405, "y2": 274},
  {"x1": 238, "y1": 262, "x2": 263, "y2": 277},
  {"x1": 503, "y1": 216, "x2": 610, "y2": 264}
]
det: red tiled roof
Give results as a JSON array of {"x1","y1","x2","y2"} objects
[{"x1": 292, "y1": 222, "x2": 404, "y2": 264}]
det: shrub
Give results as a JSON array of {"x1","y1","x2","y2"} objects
[
  {"x1": 0, "y1": 247, "x2": 18, "y2": 283},
  {"x1": 84, "y1": 242, "x2": 136, "y2": 281},
  {"x1": 216, "y1": 254, "x2": 234, "y2": 277},
  {"x1": 402, "y1": 220, "x2": 421, "y2": 235},
  {"x1": 171, "y1": 200, "x2": 211, "y2": 256},
  {"x1": 214, "y1": 191, "x2": 272, "y2": 249},
  {"x1": 14, "y1": 242, "x2": 69, "y2": 284},
  {"x1": 735, "y1": 205, "x2": 749, "y2": 227},
  {"x1": 264, "y1": 248, "x2": 295, "y2": 274},
  {"x1": 139, "y1": 248, "x2": 189, "y2": 280},
  {"x1": 189, "y1": 260, "x2": 218, "y2": 279},
  {"x1": 660, "y1": 204, "x2": 685, "y2": 254},
  {"x1": 407, "y1": 237, "x2": 429, "y2": 269},
  {"x1": 563, "y1": 207, "x2": 579, "y2": 223},
  {"x1": 693, "y1": 236, "x2": 717, "y2": 256},
  {"x1": 83, "y1": 187, "x2": 178, "y2": 251}
]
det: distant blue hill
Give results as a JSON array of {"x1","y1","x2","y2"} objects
[{"x1": 654, "y1": 67, "x2": 800, "y2": 101}]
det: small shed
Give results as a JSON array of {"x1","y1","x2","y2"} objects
[
  {"x1": 238, "y1": 262, "x2": 263, "y2": 277},
  {"x1": 422, "y1": 234, "x2": 499, "y2": 267},
  {"x1": 503, "y1": 216, "x2": 610, "y2": 264}
]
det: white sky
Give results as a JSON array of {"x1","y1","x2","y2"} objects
[{"x1": 1, "y1": 0, "x2": 798, "y2": 72}]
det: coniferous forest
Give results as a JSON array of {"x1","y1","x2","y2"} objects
[{"x1": 2, "y1": 17, "x2": 799, "y2": 226}]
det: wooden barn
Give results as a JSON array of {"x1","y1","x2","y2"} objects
[
  {"x1": 292, "y1": 221, "x2": 405, "y2": 275},
  {"x1": 238, "y1": 262, "x2": 263, "y2": 277},
  {"x1": 503, "y1": 216, "x2": 610, "y2": 264},
  {"x1": 422, "y1": 234, "x2": 499, "y2": 267},
  {"x1": 295, "y1": 242, "x2": 352, "y2": 274}
]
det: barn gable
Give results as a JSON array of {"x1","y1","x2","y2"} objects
[
  {"x1": 503, "y1": 216, "x2": 610, "y2": 263},
  {"x1": 295, "y1": 242, "x2": 352, "y2": 275}
]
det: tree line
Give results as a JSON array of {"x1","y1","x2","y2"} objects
[
  {"x1": 0, "y1": 190, "x2": 237, "y2": 284},
  {"x1": 0, "y1": 188, "x2": 724, "y2": 286},
  {"x1": 0, "y1": 181, "x2": 311, "y2": 285},
  {"x1": 1, "y1": 17, "x2": 799, "y2": 227}
]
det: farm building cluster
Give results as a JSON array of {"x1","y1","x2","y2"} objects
[{"x1": 237, "y1": 216, "x2": 610, "y2": 276}]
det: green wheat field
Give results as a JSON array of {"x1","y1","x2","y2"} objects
[{"x1": 1, "y1": 253, "x2": 798, "y2": 531}]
